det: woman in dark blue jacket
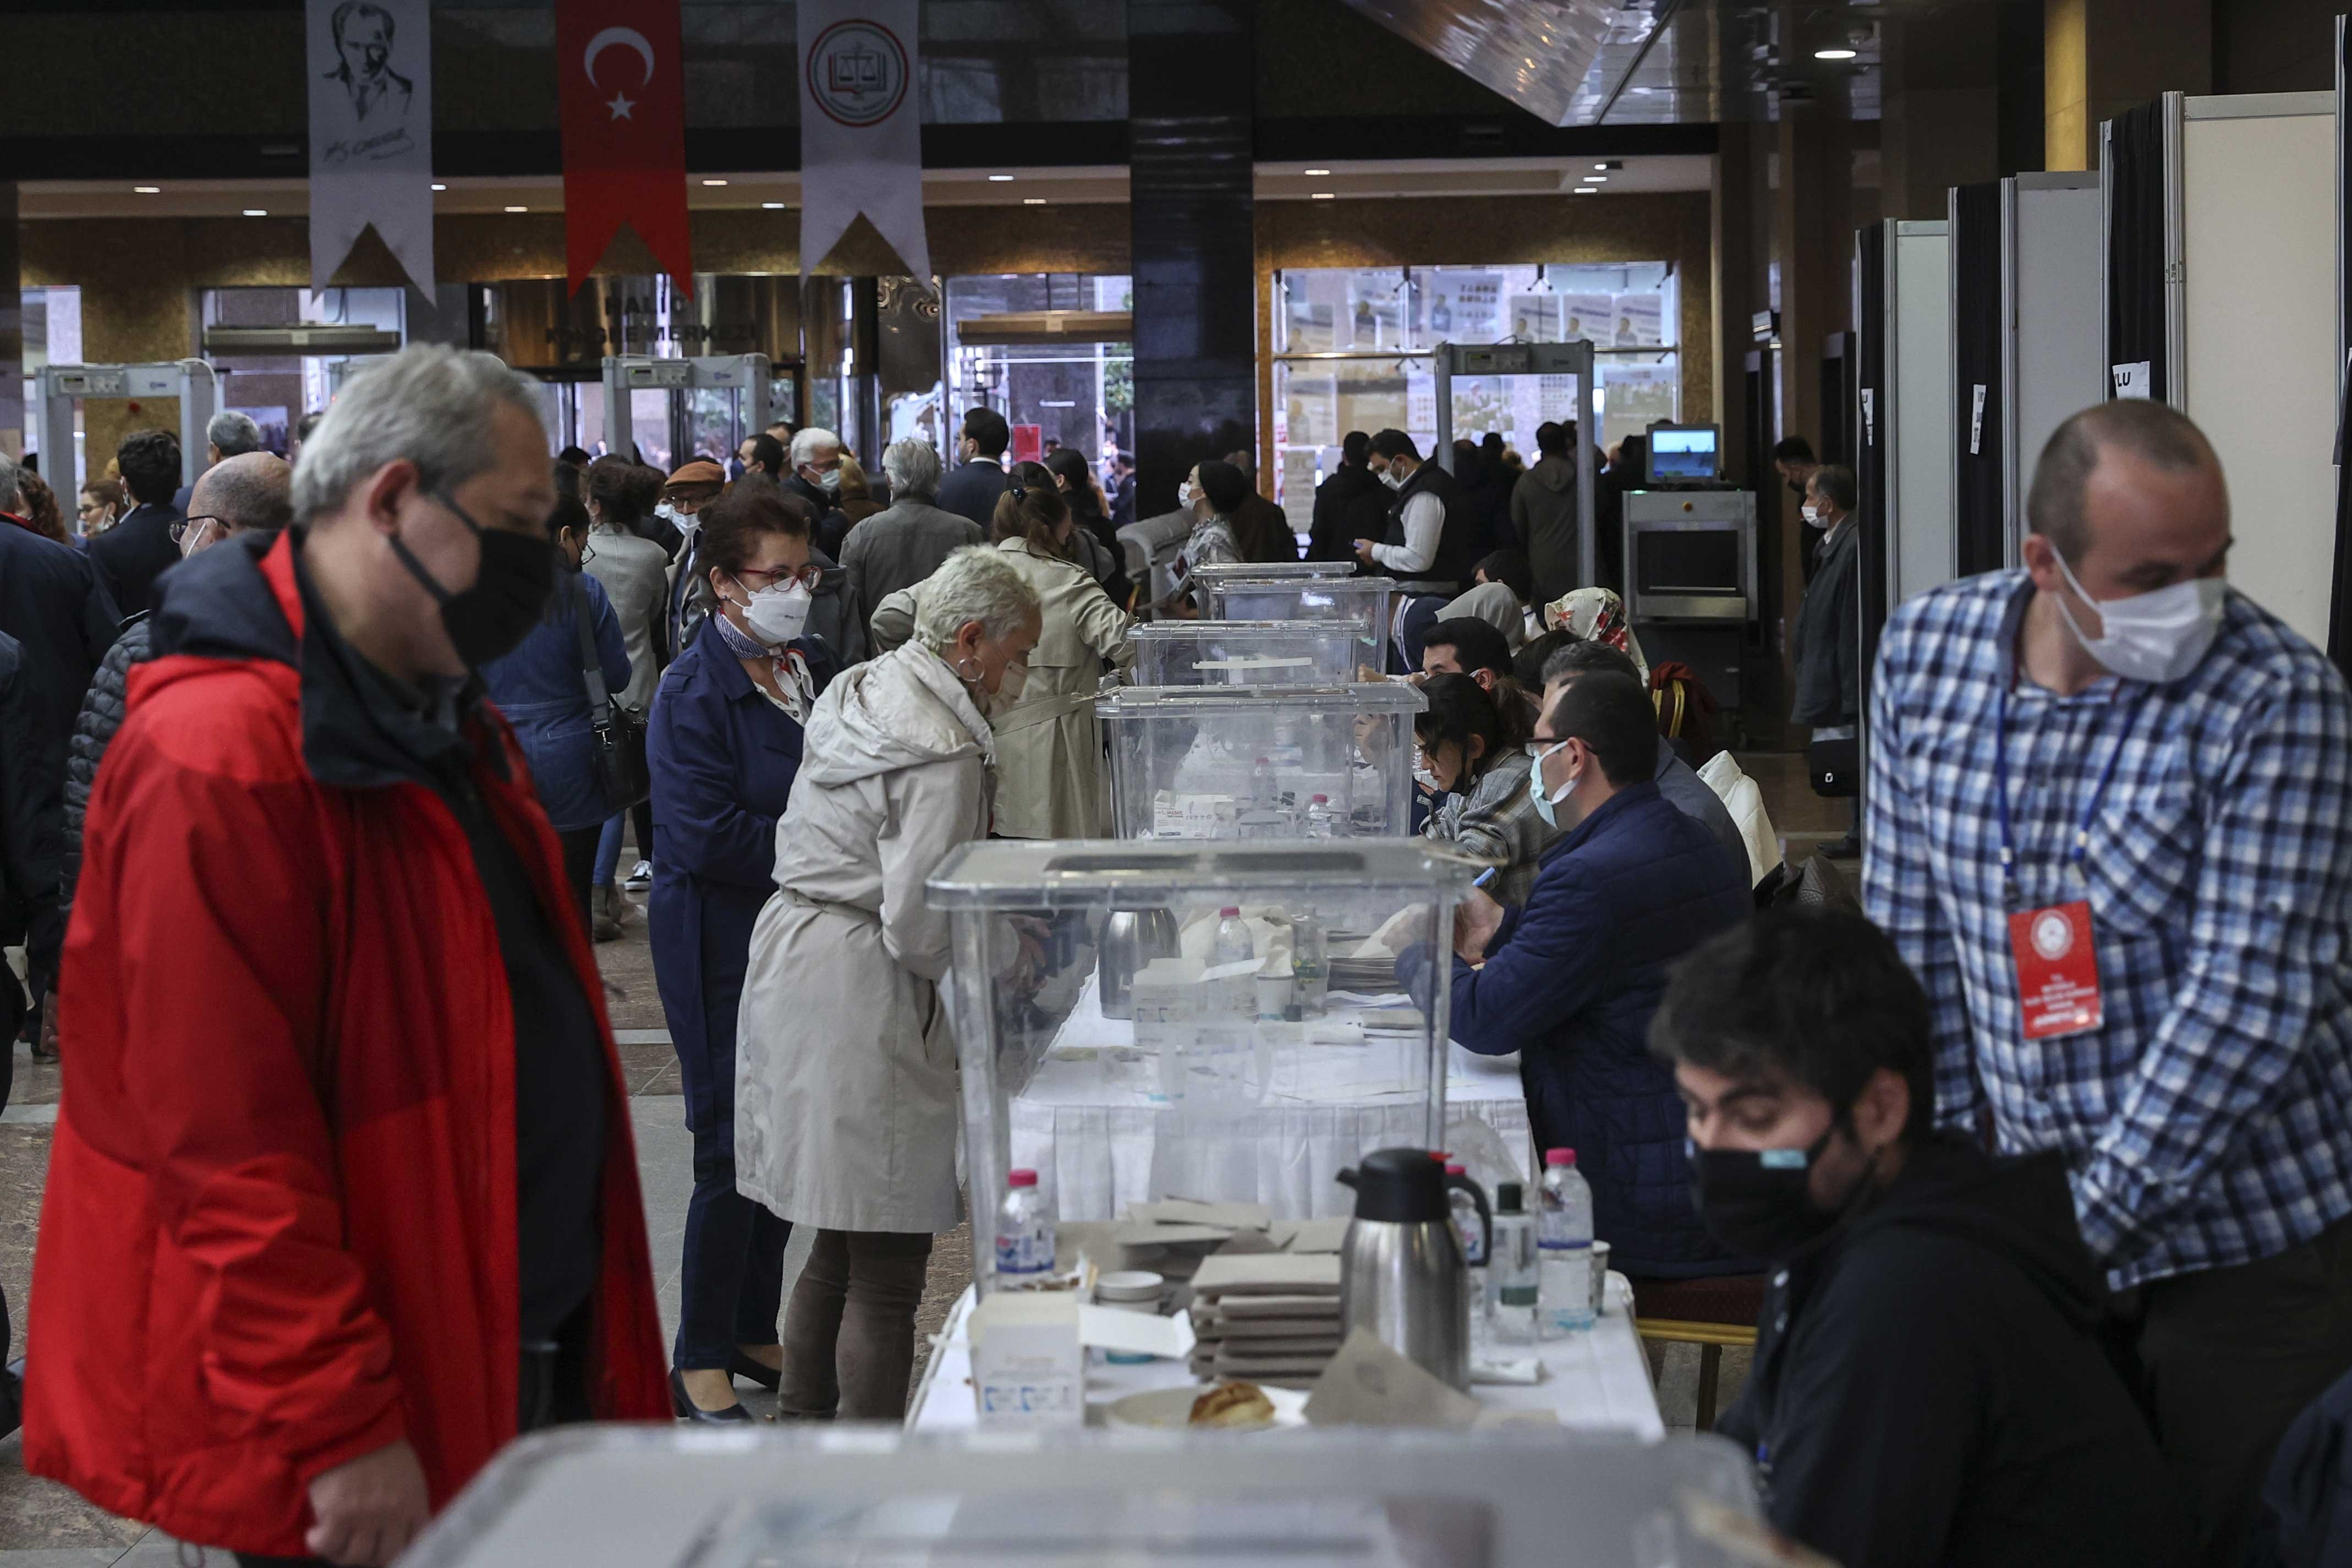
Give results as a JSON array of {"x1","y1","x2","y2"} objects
[
  {"x1": 479, "y1": 491, "x2": 631, "y2": 932},
  {"x1": 647, "y1": 485, "x2": 837, "y2": 1422}
]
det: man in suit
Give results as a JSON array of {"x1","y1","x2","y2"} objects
[
  {"x1": 87, "y1": 430, "x2": 185, "y2": 619},
  {"x1": 170, "y1": 410, "x2": 265, "y2": 514},
  {"x1": 935, "y1": 407, "x2": 1012, "y2": 527}
]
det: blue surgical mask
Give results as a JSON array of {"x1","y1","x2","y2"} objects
[{"x1": 1525, "y1": 739, "x2": 1577, "y2": 829}]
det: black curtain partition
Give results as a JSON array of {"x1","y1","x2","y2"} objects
[
  {"x1": 1952, "y1": 182, "x2": 2006, "y2": 578},
  {"x1": 2106, "y1": 100, "x2": 2171, "y2": 405}
]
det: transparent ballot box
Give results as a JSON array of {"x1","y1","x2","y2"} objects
[
  {"x1": 925, "y1": 840, "x2": 1481, "y2": 1291},
  {"x1": 1096, "y1": 682, "x2": 1426, "y2": 841},
  {"x1": 1128, "y1": 620, "x2": 1370, "y2": 687},
  {"x1": 1188, "y1": 560, "x2": 1358, "y2": 586},
  {"x1": 1201, "y1": 574, "x2": 1400, "y2": 670}
]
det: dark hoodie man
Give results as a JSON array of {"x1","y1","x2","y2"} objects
[
  {"x1": 1511, "y1": 420, "x2": 1580, "y2": 606},
  {"x1": 1652, "y1": 907, "x2": 2184, "y2": 1568}
]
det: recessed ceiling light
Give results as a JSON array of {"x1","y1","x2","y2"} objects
[
  {"x1": 988, "y1": 174, "x2": 1016, "y2": 182},
  {"x1": 1814, "y1": 47, "x2": 1858, "y2": 60},
  {"x1": 1571, "y1": 187, "x2": 1597, "y2": 196},
  {"x1": 133, "y1": 185, "x2": 160, "y2": 194},
  {"x1": 1582, "y1": 174, "x2": 1607, "y2": 183},
  {"x1": 431, "y1": 182, "x2": 447, "y2": 191},
  {"x1": 1022, "y1": 198, "x2": 1047, "y2": 205},
  {"x1": 1310, "y1": 192, "x2": 1335, "y2": 200},
  {"x1": 242, "y1": 208, "x2": 268, "y2": 216},
  {"x1": 1594, "y1": 162, "x2": 1609, "y2": 171},
  {"x1": 505, "y1": 205, "x2": 528, "y2": 213},
  {"x1": 761, "y1": 201, "x2": 785, "y2": 210},
  {"x1": 1304, "y1": 168, "x2": 1331, "y2": 176},
  {"x1": 702, "y1": 178, "x2": 727, "y2": 187}
]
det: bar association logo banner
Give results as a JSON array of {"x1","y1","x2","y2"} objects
[
  {"x1": 557, "y1": 0, "x2": 693, "y2": 297},
  {"x1": 798, "y1": 0, "x2": 929, "y2": 284},
  {"x1": 306, "y1": 0, "x2": 435, "y2": 294}
]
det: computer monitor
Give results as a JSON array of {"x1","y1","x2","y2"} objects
[{"x1": 1643, "y1": 423, "x2": 1721, "y2": 485}]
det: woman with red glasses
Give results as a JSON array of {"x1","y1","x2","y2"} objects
[{"x1": 645, "y1": 484, "x2": 839, "y2": 1423}]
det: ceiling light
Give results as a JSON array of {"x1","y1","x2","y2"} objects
[
  {"x1": 1310, "y1": 192, "x2": 1335, "y2": 200},
  {"x1": 1304, "y1": 167, "x2": 1331, "y2": 176},
  {"x1": 242, "y1": 208, "x2": 268, "y2": 217},
  {"x1": 1814, "y1": 47, "x2": 1858, "y2": 60},
  {"x1": 1582, "y1": 174, "x2": 1607, "y2": 183},
  {"x1": 703, "y1": 178, "x2": 727, "y2": 187},
  {"x1": 505, "y1": 205, "x2": 528, "y2": 213},
  {"x1": 1571, "y1": 187, "x2": 1597, "y2": 196},
  {"x1": 431, "y1": 183, "x2": 447, "y2": 191},
  {"x1": 1023, "y1": 198, "x2": 1047, "y2": 205},
  {"x1": 761, "y1": 201, "x2": 785, "y2": 210},
  {"x1": 988, "y1": 174, "x2": 1016, "y2": 183},
  {"x1": 1594, "y1": 163, "x2": 1609, "y2": 171},
  {"x1": 133, "y1": 185, "x2": 160, "y2": 194}
]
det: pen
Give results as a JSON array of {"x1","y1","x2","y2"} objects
[{"x1": 1472, "y1": 868, "x2": 1497, "y2": 890}]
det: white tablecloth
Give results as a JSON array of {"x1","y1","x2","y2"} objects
[
  {"x1": 1010, "y1": 979, "x2": 1530, "y2": 1221},
  {"x1": 909, "y1": 1275, "x2": 1662, "y2": 1440}
]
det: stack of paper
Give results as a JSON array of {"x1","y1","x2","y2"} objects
[{"x1": 1186, "y1": 1253, "x2": 1345, "y2": 1388}]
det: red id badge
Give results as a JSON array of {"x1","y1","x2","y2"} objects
[{"x1": 2008, "y1": 900, "x2": 2103, "y2": 1040}]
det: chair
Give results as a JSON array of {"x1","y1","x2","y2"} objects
[{"x1": 1629, "y1": 1273, "x2": 1767, "y2": 1431}]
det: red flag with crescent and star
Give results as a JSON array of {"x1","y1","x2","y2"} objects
[{"x1": 555, "y1": 0, "x2": 693, "y2": 296}]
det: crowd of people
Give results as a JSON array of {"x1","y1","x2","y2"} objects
[{"x1": 0, "y1": 341, "x2": 2346, "y2": 1568}]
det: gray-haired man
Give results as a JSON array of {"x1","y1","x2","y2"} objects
[
  {"x1": 837, "y1": 437, "x2": 985, "y2": 627},
  {"x1": 170, "y1": 409, "x2": 267, "y2": 514}
]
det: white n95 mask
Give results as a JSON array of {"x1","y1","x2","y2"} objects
[
  {"x1": 741, "y1": 579, "x2": 814, "y2": 646},
  {"x1": 2052, "y1": 550, "x2": 2225, "y2": 685}
]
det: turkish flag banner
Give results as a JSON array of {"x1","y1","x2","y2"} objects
[{"x1": 556, "y1": 0, "x2": 693, "y2": 297}]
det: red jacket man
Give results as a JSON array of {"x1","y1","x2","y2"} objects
[{"x1": 24, "y1": 346, "x2": 667, "y2": 1566}]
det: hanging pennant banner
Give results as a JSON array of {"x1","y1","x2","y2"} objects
[
  {"x1": 798, "y1": 0, "x2": 929, "y2": 284},
  {"x1": 307, "y1": 0, "x2": 435, "y2": 295},
  {"x1": 557, "y1": 0, "x2": 693, "y2": 297}
]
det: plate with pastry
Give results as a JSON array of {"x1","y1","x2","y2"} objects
[{"x1": 1104, "y1": 1380, "x2": 1309, "y2": 1433}]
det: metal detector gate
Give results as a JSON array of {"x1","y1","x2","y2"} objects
[
  {"x1": 32, "y1": 360, "x2": 221, "y2": 493},
  {"x1": 602, "y1": 355, "x2": 771, "y2": 470},
  {"x1": 1430, "y1": 340, "x2": 1599, "y2": 591}
]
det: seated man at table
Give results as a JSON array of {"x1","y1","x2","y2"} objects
[
  {"x1": 1651, "y1": 907, "x2": 2185, "y2": 1568},
  {"x1": 1395, "y1": 672, "x2": 1749, "y2": 1281}
]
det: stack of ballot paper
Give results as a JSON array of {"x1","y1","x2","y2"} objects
[{"x1": 1186, "y1": 1253, "x2": 1345, "y2": 1388}]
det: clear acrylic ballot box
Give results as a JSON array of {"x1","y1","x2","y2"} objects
[
  {"x1": 1201, "y1": 574, "x2": 1400, "y2": 672},
  {"x1": 925, "y1": 840, "x2": 1481, "y2": 1290},
  {"x1": 406, "y1": 1425, "x2": 1768, "y2": 1568},
  {"x1": 1096, "y1": 682, "x2": 1426, "y2": 842},
  {"x1": 1129, "y1": 620, "x2": 1370, "y2": 687}
]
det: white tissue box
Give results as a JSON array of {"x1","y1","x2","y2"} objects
[{"x1": 971, "y1": 1291, "x2": 1083, "y2": 1428}]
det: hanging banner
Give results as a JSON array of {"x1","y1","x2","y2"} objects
[
  {"x1": 307, "y1": 0, "x2": 435, "y2": 294},
  {"x1": 557, "y1": 0, "x2": 693, "y2": 297},
  {"x1": 797, "y1": 0, "x2": 929, "y2": 284}
]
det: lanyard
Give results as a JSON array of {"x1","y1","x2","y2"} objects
[{"x1": 1992, "y1": 682, "x2": 2136, "y2": 900}]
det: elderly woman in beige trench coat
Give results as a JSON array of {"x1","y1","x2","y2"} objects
[
  {"x1": 734, "y1": 545, "x2": 1043, "y2": 1421},
  {"x1": 871, "y1": 462, "x2": 1134, "y2": 838}
]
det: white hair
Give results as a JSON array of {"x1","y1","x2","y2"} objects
[
  {"x1": 0, "y1": 451, "x2": 19, "y2": 515},
  {"x1": 790, "y1": 426, "x2": 842, "y2": 468},
  {"x1": 207, "y1": 409, "x2": 264, "y2": 457},
  {"x1": 914, "y1": 545, "x2": 1041, "y2": 653},
  {"x1": 882, "y1": 437, "x2": 942, "y2": 499},
  {"x1": 292, "y1": 345, "x2": 545, "y2": 524}
]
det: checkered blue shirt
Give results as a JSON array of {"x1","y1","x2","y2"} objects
[{"x1": 1866, "y1": 570, "x2": 2352, "y2": 1288}]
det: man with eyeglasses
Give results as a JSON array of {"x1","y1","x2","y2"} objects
[
  {"x1": 1394, "y1": 670, "x2": 1752, "y2": 1284},
  {"x1": 25, "y1": 347, "x2": 667, "y2": 1568}
]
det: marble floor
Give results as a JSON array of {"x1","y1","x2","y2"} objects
[{"x1": 0, "y1": 754, "x2": 1848, "y2": 1561}]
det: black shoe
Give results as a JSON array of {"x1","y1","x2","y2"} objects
[
  {"x1": 670, "y1": 1367, "x2": 753, "y2": 1423},
  {"x1": 730, "y1": 1349, "x2": 783, "y2": 1391},
  {"x1": 1823, "y1": 834, "x2": 1862, "y2": 858}
]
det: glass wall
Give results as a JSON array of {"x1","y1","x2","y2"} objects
[
  {"x1": 944, "y1": 272, "x2": 1132, "y2": 480},
  {"x1": 19, "y1": 286, "x2": 83, "y2": 477},
  {"x1": 1269, "y1": 262, "x2": 1680, "y2": 519}
]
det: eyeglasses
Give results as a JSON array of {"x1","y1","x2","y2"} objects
[
  {"x1": 737, "y1": 562, "x2": 823, "y2": 591},
  {"x1": 169, "y1": 515, "x2": 228, "y2": 546}
]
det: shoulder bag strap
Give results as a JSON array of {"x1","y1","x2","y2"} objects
[{"x1": 571, "y1": 571, "x2": 612, "y2": 710}]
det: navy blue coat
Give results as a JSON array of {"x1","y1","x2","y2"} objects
[
  {"x1": 479, "y1": 570, "x2": 632, "y2": 832},
  {"x1": 646, "y1": 628, "x2": 835, "y2": 1138},
  {"x1": 1405, "y1": 780, "x2": 1752, "y2": 1279}
]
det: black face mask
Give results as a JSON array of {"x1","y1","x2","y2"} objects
[
  {"x1": 388, "y1": 490, "x2": 556, "y2": 669},
  {"x1": 1688, "y1": 1126, "x2": 1855, "y2": 1263}
]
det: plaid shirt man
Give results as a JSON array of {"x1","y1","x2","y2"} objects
[{"x1": 1866, "y1": 569, "x2": 2352, "y2": 1289}]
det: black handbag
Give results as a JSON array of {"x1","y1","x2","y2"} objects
[
  {"x1": 1807, "y1": 733, "x2": 1861, "y2": 798},
  {"x1": 573, "y1": 573, "x2": 650, "y2": 812}
]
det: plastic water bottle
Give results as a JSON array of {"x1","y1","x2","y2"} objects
[
  {"x1": 994, "y1": 1169, "x2": 1056, "y2": 1289},
  {"x1": 1304, "y1": 793, "x2": 1335, "y2": 838},
  {"x1": 1290, "y1": 907, "x2": 1329, "y2": 1018},
  {"x1": 1489, "y1": 1181, "x2": 1539, "y2": 1345},
  {"x1": 1251, "y1": 755, "x2": 1278, "y2": 813},
  {"x1": 1539, "y1": 1148, "x2": 1595, "y2": 1335},
  {"x1": 1213, "y1": 906, "x2": 1255, "y2": 966}
]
